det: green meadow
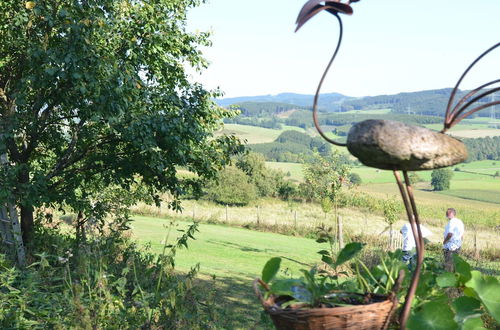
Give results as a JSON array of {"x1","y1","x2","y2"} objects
[
  {"x1": 131, "y1": 215, "x2": 323, "y2": 328},
  {"x1": 220, "y1": 124, "x2": 306, "y2": 144}
]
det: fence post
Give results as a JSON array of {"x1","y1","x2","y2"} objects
[
  {"x1": 225, "y1": 204, "x2": 228, "y2": 222},
  {"x1": 389, "y1": 224, "x2": 394, "y2": 251},
  {"x1": 337, "y1": 215, "x2": 344, "y2": 249},
  {"x1": 192, "y1": 205, "x2": 195, "y2": 220},
  {"x1": 294, "y1": 210, "x2": 297, "y2": 229},
  {"x1": 473, "y1": 225, "x2": 479, "y2": 259},
  {"x1": 257, "y1": 205, "x2": 260, "y2": 226}
]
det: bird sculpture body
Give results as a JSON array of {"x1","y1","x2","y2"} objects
[{"x1": 295, "y1": 1, "x2": 499, "y2": 328}]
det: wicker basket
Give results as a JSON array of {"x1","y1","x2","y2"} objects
[{"x1": 253, "y1": 274, "x2": 403, "y2": 330}]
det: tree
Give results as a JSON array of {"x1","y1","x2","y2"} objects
[
  {"x1": 348, "y1": 173, "x2": 362, "y2": 186},
  {"x1": 302, "y1": 151, "x2": 350, "y2": 249},
  {"x1": 235, "y1": 152, "x2": 285, "y2": 197},
  {"x1": 205, "y1": 167, "x2": 257, "y2": 206},
  {"x1": 382, "y1": 196, "x2": 401, "y2": 250},
  {"x1": 0, "y1": 0, "x2": 242, "y2": 245},
  {"x1": 431, "y1": 168, "x2": 454, "y2": 191}
]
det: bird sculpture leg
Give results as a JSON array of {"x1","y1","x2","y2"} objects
[{"x1": 393, "y1": 170, "x2": 425, "y2": 329}]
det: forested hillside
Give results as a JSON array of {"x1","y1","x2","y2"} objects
[
  {"x1": 464, "y1": 136, "x2": 500, "y2": 161},
  {"x1": 219, "y1": 88, "x2": 498, "y2": 118},
  {"x1": 248, "y1": 130, "x2": 332, "y2": 162}
]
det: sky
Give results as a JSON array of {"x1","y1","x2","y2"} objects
[{"x1": 187, "y1": 0, "x2": 500, "y2": 99}]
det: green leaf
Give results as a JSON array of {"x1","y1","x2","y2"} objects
[
  {"x1": 436, "y1": 272, "x2": 458, "y2": 288},
  {"x1": 261, "y1": 257, "x2": 281, "y2": 283},
  {"x1": 452, "y1": 296, "x2": 482, "y2": 324},
  {"x1": 453, "y1": 254, "x2": 472, "y2": 284},
  {"x1": 461, "y1": 317, "x2": 486, "y2": 330},
  {"x1": 407, "y1": 301, "x2": 459, "y2": 330},
  {"x1": 334, "y1": 242, "x2": 364, "y2": 268},
  {"x1": 317, "y1": 249, "x2": 330, "y2": 256},
  {"x1": 321, "y1": 255, "x2": 333, "y2": 265},
  {"x1": 465, "y1": 271, "x2": 500, "y2": 322}
]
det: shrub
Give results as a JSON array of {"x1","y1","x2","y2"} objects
[
  {"x1": 0, "y1": 223, "x2": 220, "y2": 329},
  {"x1": 348, "y1": 173, "x2": 362, "y2": 185},
  {"x1": 431, "y1": 168, "x2": 453, "y2": 191},
  {"x1": 205, "y1": 167, "x2": 257, "y2": 205}
]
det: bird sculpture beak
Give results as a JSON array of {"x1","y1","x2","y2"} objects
[{"x1": 295, "y1": 0, "x2": 354, "y2": 32}]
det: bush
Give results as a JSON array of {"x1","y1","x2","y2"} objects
[
  {"x1": 0, "y1": 223, "x2": 220, "y2": 329},
  {"x1": 205, "y1": 167, "x2": 257, "y2": 205},
  {"x1": 431, "y1": 168, "x2": 453, "y2": 191},
  {"x1": 348, "y1": 173, "x2": 362, "y2": 185}
]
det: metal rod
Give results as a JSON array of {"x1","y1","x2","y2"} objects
[
  {"x1": 394, "y1": 170, "x2": 422, "y2": 329},
  {"x1": 311, "y1": 14, "x2": 347, "y2": 147},
  {"x1": 444, "y1": 42, "x2": 500, "y2": 127}
]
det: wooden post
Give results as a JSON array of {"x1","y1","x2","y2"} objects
[
  {"x1": 192, "y1": 205, "x2": 195, "y2": 220},
  {"x1": 337, "y1": 215, "x2": 344, "y2": 249},
  {"x1": 294, "y1": 210, "x2": 297, "y2": 229},
  {"x1": 473, "y1": 225, "x2": 479, "y2": 259},
  {"x1": 389, "y1": 224, "x2": 394, "y2": 251},
  {"x1": 257, "y1": 206, "x2": 260, "y2": 226},
  {"x1": 225, "y1": 204, "x2": 228, "y2": 222}
]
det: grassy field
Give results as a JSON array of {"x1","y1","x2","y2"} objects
[
  {"x1": 130, "y1": 215, "x2": 323, "y2": 328},
  {"x1": 130, "y1": 213, "x2": 499, "y2": 328},
  {"x1": 219, "y1": 124, "x2": 305, "y2": 144}
]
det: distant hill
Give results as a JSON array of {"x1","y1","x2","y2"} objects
[
  {"x1": 218, "y1": 88, "x2": 495, "y2": 118},
  {"x1": 216, "y1": 92, "x2": 350, "y2": 110}
]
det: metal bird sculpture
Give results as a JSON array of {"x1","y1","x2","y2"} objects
[{"x1": 295, "y1": 0, "x2": 499, "y2": 328}]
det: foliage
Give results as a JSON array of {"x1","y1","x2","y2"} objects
[
  {"x1": 259, "y1": 241, "x2": 499, "y2": 328},
  {"x1": 463, "y1": 136, "x2": 500, "y2": 162},
  {"x1": 0, "y1": 222, "x2": 222, "y2": 329},
  {"x1": 406, "y1": 172, "x2": 423, "y2": 184},
  {"x1": 235, "y1": 152, "x2": 286, "y2": 198},
  {"x1": 284, "y1": 110, "x2": 442, "y2": 129},
  {"x1": 0, "y1": 0, "x2": 242, "y2": 243},
  {"x1": 301, "y1": 151, "x2": 351, "y2": 204},
  {"x1": 431, "y1": 168, "x2": 454, "y2": 191},
  {"x1": 348, "y1": 172, "x2": 362, "y2": 185},
  {"x1": 248, "y1": 130, "x2": 331, "y2": 162},
  {"x1": 205, "y1": 167, "x2": 257, "y2": 206},
  {"x1": 382, "y1": 196, "x2": 401, "y2": 226}
]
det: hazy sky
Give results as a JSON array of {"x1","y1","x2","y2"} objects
[{"x1": 187, "y1": 0, "x2": 500, "y2": 99}]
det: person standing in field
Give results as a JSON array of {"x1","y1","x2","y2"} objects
[
  {"x1": 400, "y1": 223, "x2": 432, "y2": 269},
  {"x1": 443, "y1": 208, "x2": 464, "y2": 272}
]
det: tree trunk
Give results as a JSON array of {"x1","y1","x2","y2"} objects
[
  {"x1": 18, "y1": 168, "x2": 34, "y2": 245},
  {"x1": 20, "y1": 205, "x2": 34, "y2": 245},
  {"x1": 337, "y1": 215, "x2": 344, "y2": 249}
]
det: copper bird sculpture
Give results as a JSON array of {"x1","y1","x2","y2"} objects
[{"x1": 295, "y1": 0, "x2": 500, "y2": 328}]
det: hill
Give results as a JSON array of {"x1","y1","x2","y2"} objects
[
  {"x1": 218, "y1": 89, "x2": 498, "y2": 120},
  {"x1": 216, "y1": 92, "x2": 350, "y2": 109}
]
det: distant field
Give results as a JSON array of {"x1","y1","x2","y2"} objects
[
  {"x1": 265, "y1": 161, "x2": 304, "y2": 181},
  {"x1": 265, "y1": 160, "x2": 500, "y2": 207},
  {"x1": 220, "y1": 124, "x2": 305, "y2": 144},
  {"x1": 439, "y1": 189, "x2": 500, "y2": 204}
]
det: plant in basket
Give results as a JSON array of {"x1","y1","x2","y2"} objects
[{"x1": 254, "y1": 235, "x2": 407, "y2": 330}]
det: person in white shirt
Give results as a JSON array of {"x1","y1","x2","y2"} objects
[
  {"x1": 443, "y1": 208, "x2": 464, "y2": 272},
  {"x1": 400, "y1": 222, "x2": 432, "y2": 268}
]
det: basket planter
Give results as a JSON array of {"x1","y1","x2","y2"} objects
[{"x1": 254, "y1": 278, "x2": 402, "y2": 330}]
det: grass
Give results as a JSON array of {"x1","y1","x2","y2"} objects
[
  {"x1": 129, "y1": 213, "x2": 500, "y2": 328},
  {"x1": 219, "y1": 124, "x2": 305, "y2": 144},
  {"x1": 265, "y1": 161, "x2": 304, "y2": 181},
  {"x1": 130, "y1": 215, "x2": 323, "y2": 328}
]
